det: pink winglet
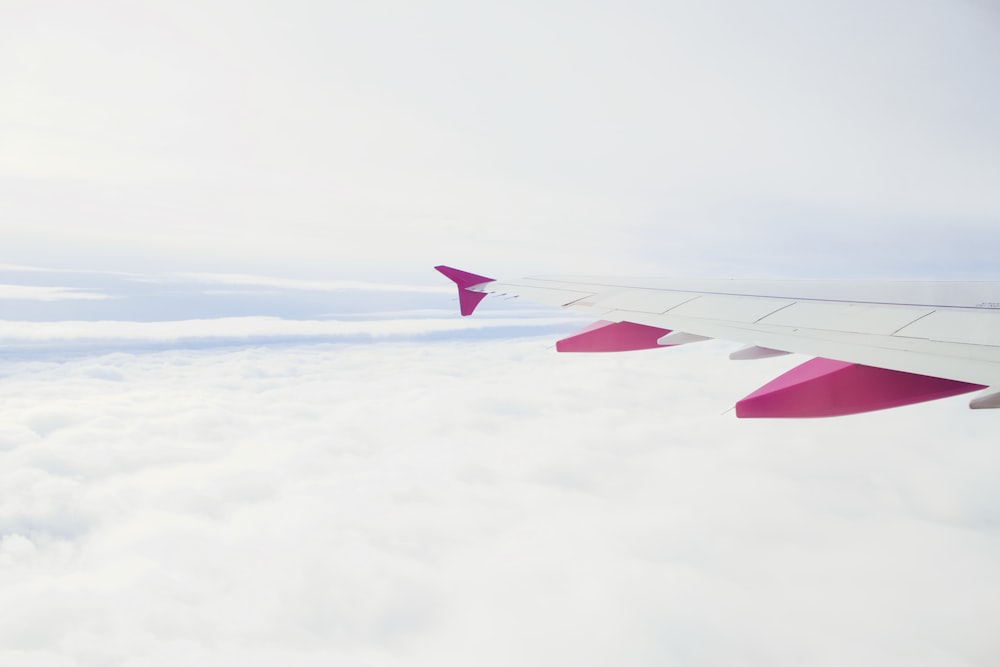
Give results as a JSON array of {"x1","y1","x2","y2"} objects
[
  {"x1": 556, "y1": 320, "x2": 673, "y2": 352},
  {"x1": 735, "y1": 357, "x2": 985, "y2": 418},
  {"x1": 434, "y1": 265, "x2": 495, "y2": 316}
]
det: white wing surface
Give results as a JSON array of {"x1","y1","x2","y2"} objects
[{"x1": 436, "y1": 267, "x2": 1000, "y2": 417}]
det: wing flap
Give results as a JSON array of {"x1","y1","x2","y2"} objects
[
  {"x1": 604, "y1": 307, "x2": 1000, "y2": 387},
  {"x1": 757, "y1": 301, "x2": 935, "y2": 335},
  {"x1": 573, "y1": 289, "x2": 700, "y2": 314},
  {"x1": 895, "y1": 309, "x2": 1000, "y2": 347},
  {"x1": 477, "y1": 281, "x2": 596, "y2": 309},
  {"x1": 666, "y1": 295, "x2": 792, "y2": 323}
]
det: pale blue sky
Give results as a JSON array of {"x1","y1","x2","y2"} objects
[{"x1": 3, "y1": 0, "x2": 998, "y2": 280}]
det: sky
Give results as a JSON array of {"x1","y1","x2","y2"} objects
[
  {"x1": 1, "y1": 1, "x2": 1000, "y2": 665},
  {"x1": 4, "y1": 0, "x2": 1000, "y2": 278}
]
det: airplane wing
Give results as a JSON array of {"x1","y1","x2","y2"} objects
[{"x1": 435, "y1": 266, "x2": 1000, "y2": 418}]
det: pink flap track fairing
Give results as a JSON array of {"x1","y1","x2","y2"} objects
[
  {"x1": 555, "y1": 321, "x2": 674, "y2": 352},
  {"x1": 735, "y1": 357, "x2": 985, "y2": 418}
]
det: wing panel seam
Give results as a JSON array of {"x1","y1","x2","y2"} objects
[
  {"x1": 753, "y1": 301, "x2": 796, "y2": 324},
  {"x1": 890, "y1": 309, "x2": 937, "y2": 336},
  {"x1": 661, "y1": 295, "x2": 703, "y2": 314}
]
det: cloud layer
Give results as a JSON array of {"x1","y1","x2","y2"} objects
[
  {"x1": 0, "y1": 285, "x2": 111, "y2": 301},
  {"x1": 0, "y1": 338, "x2": 997, "y2": 666},
  {"x1": 0, "y1": 316, "x2": 579, "y2": 344},
  {"x1": 0, "y1": 264, "x2": 543, "y2": 327}
]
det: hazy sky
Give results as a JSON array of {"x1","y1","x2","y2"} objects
[
  {"x1": 2, "y1": 2, "x2": 1000, "y2": 666},
  {"x1": 3, "y1": 0, "x2": 999, "y2": 278}
]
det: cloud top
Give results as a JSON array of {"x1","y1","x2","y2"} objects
[
  {"x1": 0, "y1": 285, "x2": 111, "y2": 301},
  {"x1": 0, "y1": 316, "x2": 579, "y2": 344},
  {"x1": 0, "y1": 338, "x2": 997, "y2": 666},
  {"x1": 174, "y1": 272, "x2": 450, "y2": 294}
]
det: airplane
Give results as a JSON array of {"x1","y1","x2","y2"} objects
[{"x1": 435, "y1": 265, "x2": 1000, "y2": 418}]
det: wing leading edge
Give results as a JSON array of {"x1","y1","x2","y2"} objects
[{"x1": 436, "y1": 266, "x2": 1000, "y2": 418}]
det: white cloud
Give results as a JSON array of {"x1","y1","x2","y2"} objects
[
  {"x1": 0, "y1": 285, "x2": 111, "y2": 301},
  {"x1": 172, "y1": 272, "x2": 450, "y2": 294},
  {"x1": 0, "y1": 316, "x2": 579, "y2": 345},
  {"x1": 0, "y1": 338, "x2": 997, "y2": 665},
  {"x1": 0, "y1": 263, "x2": 139, "y2": 277}
]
